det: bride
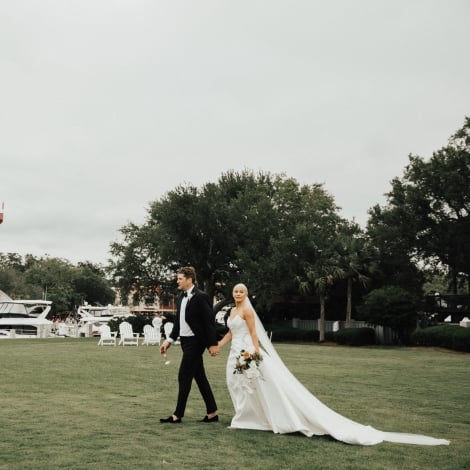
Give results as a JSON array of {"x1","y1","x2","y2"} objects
[{"x1": 217, "y1": 283, "x2": 449, "y2": 446}]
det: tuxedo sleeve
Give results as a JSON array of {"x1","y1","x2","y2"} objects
[
  {"x1": 198, "y1": 292, "x2": 218, "y2": 348},
  {"x1": 169, "y1": 300, "x2": 181, "y2": 342}
]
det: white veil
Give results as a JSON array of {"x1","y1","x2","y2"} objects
[{"x1": 241, "y1": 295, "x2": 282, "y2": 364}]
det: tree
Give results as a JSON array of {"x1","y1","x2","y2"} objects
[
  {"x1": 367, "y1": 118, "x2": 470, "y2": 294},
  {"x1": 358, "y1": 286, "x2": 419, "y2": 344},
  {"x1": 0, "y1": 253, "x2": 37, "y2": 298},
  {"x1": 73, "y1": 262, "x2": 115, "y2": 306},
  {"x1": 228, "y1": 174, "x2": 341, "y2": 310},
  {"x1": 335, "y1": 222, "x2": 375, "y2": 327},
  {"x1": 110, "y1": 170, "x2": 345, "y2": 315},
  {"x1": 109, "y1": 222, "x2": 172, "y2": 306},
  {"x1": 24, "y1": 257, "x2": 79, "y2": 312},
  {"x1": 110, "y1": 172, "x2": 259, "y2": 301},
  {"x1": 366, "y1": 204, "x2": 425, "y2": 295},
  {"x1": 1, "y1": 253, "x2": 116, "y2": 314},
  {"x1": 297, "y1": 246, "x2": 344, "y2": 342}
]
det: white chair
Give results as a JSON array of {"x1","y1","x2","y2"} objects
[
  {"x1": 142, "y1": 324, "x2": 161, "y2": 346},
  {"x1": 163, "y1": 321, "x2": 173, "y2": 340},
  {"x1": 163, "y1": 321, "x2": 180, "y2": 344},
  {"x1": 118, "y1": 321, "x2": 140, "y2": 346},
  {"x1": 97, "y1": 325, "x2": 117, "y2": 346},
  {"x1": 57, "y1": 323, "x2": 70, "y2": 336},
  {"x1": 152, "y1": 317, "x2": 163, "y2": 330}
]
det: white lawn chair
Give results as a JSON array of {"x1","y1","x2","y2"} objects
[
  {"x1": 163, "y1": 321, "x2": 173, "y2": 341},
  {"x1": 118, "y1": 321, "x2": 140, "y2": 346},
  {"x1": 97, "y1": 324, "x2": 117, "y2": 346},
  {"x1": 142, "y1": 324, "x2": 161, "y2": 346},
  {"x1": 163, "y1": 321, "x2": 180, "y2": 344},
  {"x1": 152, "y1": 317, "x2": 163, "y2": 330}
]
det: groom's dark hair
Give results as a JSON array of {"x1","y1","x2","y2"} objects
[{"x1": 178, "y1": 266, "x2": 196, "y2": 283}]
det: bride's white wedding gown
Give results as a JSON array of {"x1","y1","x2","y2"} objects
[{"x1": 226, "y1": 314, "x2": 449, "y2": 446}]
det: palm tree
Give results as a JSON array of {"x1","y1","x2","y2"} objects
[
  {"x1": 335, "y1": 226, "x2": 375, "y2": 327},
  {"x1": 297, "y1": 249, "x2": 344, "y2": 342}
]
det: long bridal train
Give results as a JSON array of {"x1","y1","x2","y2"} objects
[{"x1": 225, "y1": 309, "x2": 449, "y2": 447}]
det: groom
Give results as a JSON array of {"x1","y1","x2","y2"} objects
[{"x1": 160, "y1": 266, "x2": 220, "y2": 423}]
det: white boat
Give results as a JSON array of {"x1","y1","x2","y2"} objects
[
  {"x1": 0, "y1": 293, "x2": 53, "y2": 338},
  {"x1": 77, "y1": 303, "x2": 132, "y2": 336}
]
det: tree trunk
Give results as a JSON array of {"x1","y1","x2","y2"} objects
[
  {"x1": 450, "y1": 267, "x2": 458, "y2": 295},
  {"x1": 346, "y1": 277, "x2": 352, "y2": 327},
  {"x1": 319, "y1": 295, "x2": 325, "y2": 342},
  {"x1": 203, "y1": 278, "x2": 215, "y2": 306}
]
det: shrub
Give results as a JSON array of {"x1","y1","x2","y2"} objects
[
  {"x1": 268, "y1": 324, "x2": 319, "y2": 342},
  {"x1": 163, "y1": 312, "x2": 177, "y2": 324},
  {"x1": 358, "y1": 286, "x2": 418, "y2": 343},
  {"x1": 335, "y1": 327, "x2": 376, "y2": 346},
  {"x1": 107, "y1": 317, "x2": 123, "y2": 333},
  {"x1": 108, "y1": 315, "x2": 150, "y2": 334},
  {"x1": 324, "y1": 331, "x2": 337, "y2": 342},
  {"x1": 411, "y1": 325, "x2": 470, "y2": 352}
]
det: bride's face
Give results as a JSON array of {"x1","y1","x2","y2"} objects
[{"x1": 232, "y1": 285, "x2": 247, "y2": 304}]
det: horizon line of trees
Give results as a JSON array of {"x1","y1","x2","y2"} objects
[
  {"x1": 1, "y1": 117, "x2": 469, "y2": 340},
  {"x1": 0, "y1": 255, "x2": 115, "y2": 314}
]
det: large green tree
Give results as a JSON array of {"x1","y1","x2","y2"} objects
[
  {"x1": 367, "y1": 117, "x2": 470, "y2": 294},
  {"x1": 230, "y1": 175, "x2": 342, "y2": 311},
  {"x1": 110, "y1": 170, "x2": 344, "y2": 314},
  {"x1": 366, "y1": 204, "x2": 425, "y2": 295}
]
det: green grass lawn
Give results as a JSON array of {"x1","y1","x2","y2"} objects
[{"x1": 0, "y1": 338, "x2": 468, "y2": 470}]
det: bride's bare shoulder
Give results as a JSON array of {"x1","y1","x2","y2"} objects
[{"x1": 240, "y1": 306, "x2": 254, "y2": 320}]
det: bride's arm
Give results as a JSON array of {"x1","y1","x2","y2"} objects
[
  {"x1": 218, "y1": 330, "x2": 232, "y2": 349},
  {"x1": 244, "y1": 310, "x2": 260, "y2": 354}
]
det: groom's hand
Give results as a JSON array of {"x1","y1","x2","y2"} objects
[
  {"x1": 160, "y1": 341, "x2": 171, "y2": 355},
  {"x1": 208, "y1": 345, "x2": 220, "y2": 357}
]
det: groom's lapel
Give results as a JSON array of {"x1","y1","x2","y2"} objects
[{"x1": 184, "y1": 288, "x2": 199, "y2": 320}]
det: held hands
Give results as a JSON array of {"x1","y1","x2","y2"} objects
[{"x1": 209, "y1": 345, "x2": 220, "y2": 357}]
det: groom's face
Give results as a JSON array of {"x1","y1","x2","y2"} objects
[{"x1": 177, "y1": 274, "x2": 193, "y2": 292}]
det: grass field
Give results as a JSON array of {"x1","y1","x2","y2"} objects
[{"x1": 0, "y1": 338, "x2": 468, "y2": 470}]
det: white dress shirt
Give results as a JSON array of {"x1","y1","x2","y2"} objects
[{"x1": 179, "y1": 287, "x2": 195, "y2": 337}]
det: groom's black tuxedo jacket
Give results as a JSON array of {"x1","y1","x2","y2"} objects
[{"x1": 169, "y1": 287, "x2": 218, "y2": 349}]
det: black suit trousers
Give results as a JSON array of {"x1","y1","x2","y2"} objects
[{"x1": 174, "y1": 336, "x2": 217, "y2": 418}]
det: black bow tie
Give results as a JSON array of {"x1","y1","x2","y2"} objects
[{"x1": 182, "y1": 292, "x2": 187, "y2": 297}]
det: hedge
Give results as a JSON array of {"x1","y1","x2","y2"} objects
[
  {"x1": 267, "y1": 324, "x2": 319, "y2": 342},
  {"x1": 335, "y1": 327, "x2": 376, "y2": 346},
  {"x1": 411, "y1": 325, "x2": 470, "y2": 352}
]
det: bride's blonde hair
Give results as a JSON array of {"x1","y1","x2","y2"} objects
[{"x1": 233, "y1": 283, "x2": 248, "y2": 294}]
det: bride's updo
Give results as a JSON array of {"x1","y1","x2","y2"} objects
[{"x1": 233, "y1": 283, "x2": 248, "y2": 294}]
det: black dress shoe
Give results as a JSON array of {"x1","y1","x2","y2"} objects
[
  {"x1": 160, "y1": 416, "x2": 181, "y2": 423},
  {"x1": 200, "y1": 415, "x2": 219, "y2": 422}
]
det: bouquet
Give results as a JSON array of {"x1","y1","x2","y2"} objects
[
  {"x1": 233, "y1": 349, "x2": 263, "y2": 374},
  {"x1": 233, "y1": 349, "x2": 263, "y2": 392}
]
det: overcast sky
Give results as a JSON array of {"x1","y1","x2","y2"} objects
[{"x1": 1, "y1": 0, "x2": 469, "y2": 265}]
